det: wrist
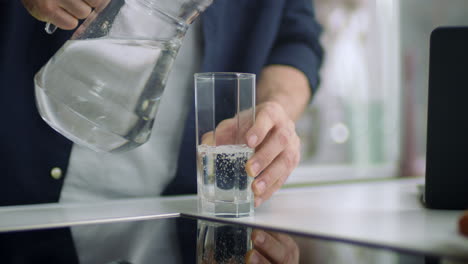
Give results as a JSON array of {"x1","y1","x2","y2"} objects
[{"x1": 257, "y1": 65, "x2": 311, "y2": 121}]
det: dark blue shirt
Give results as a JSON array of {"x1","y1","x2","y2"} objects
[{"x1": 0, "y1": 0, "x2": 323, "y2": 206}]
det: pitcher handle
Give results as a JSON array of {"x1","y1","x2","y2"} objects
[{"x1": 45, "y1": 22, "x2": 57, "y2": 34}]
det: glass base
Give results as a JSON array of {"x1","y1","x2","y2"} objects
[{"x1": 199, "y1": 198, "x2": 254, "y2": 218}]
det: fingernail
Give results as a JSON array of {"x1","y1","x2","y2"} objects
[
  {"x1": 249, "y1": 251, "x2": 260, "y2": 264},
  {"x1": 254, "y1": 231, "x2": 265, "y2": 244},
  {"x1": 248, "y1": 162, "x2": 260, "y2": 177},
  {"x1": 255, "y1": 198, "x2": 262, "y2": 207},
  {"x1": 255, "y1": 181, "x2": 266, "y2": 195},
  {"x1": 248, "y1": 134, "x2": 258, "y2": 147}
]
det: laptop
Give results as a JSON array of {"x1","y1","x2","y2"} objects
[{"x1": 424, "y1": 27, "x2": 468, "y2": 209}]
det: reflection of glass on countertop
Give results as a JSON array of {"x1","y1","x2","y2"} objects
[{"x1": 197, "y1": 220, "x2": 252, "y2": 264}]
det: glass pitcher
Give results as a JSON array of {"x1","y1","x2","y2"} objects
[{"x1": 34, "y1": 0, "x2": 213, "y2": 153}]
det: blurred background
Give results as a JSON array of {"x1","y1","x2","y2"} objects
[{"x1": 290, "y1": 0, "x2": 468, "y2": 185}]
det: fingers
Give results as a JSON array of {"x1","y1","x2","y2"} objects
[
  {"x1": 200, "y1": 131, "x2": 215, "y2": 146},
  {"x1": 246, "y1": 102, "x2": 279, "y2": 149},
  {"x1": 50, "y1": 7, "x2": 80, "y2": 30},
  {"x1": 214, "y1": 118, "x2": 238, "y2": 145},
  {"x1": 200, "y1": 118, "x2": 238, "y2": 146},
  {"x1": 239, "y1": 101, "x2": 300, "y2": 206},
  {"x1": 250, "y1": 230, "x2": 300, "y2": 264},
  {"x1": 252, "y1": 135, "x2": 300, "y2": 207},
  {"x1": 208, "y1": 101, "x2": 300, "y2": 207},
  {"x1": 21, "y1": 0, "x2": 94, "y2": 30},
  {"x1": 83, "y1": 0, "x2": 102, "y2": 7},
  {"x1": 246, "y1": 119, "x2": 295, "y2": 177},
  {"x1": 252, "y1": 230, "x2": 287, "y2": 263},
  {"x1": 268, "y1": 232, "x2": 300, "y2": 264},
  {"x1": 60, "y1": 0, "x2": 92, "y2": 19},
  {"x1": 246, "y1": 249, "x2": 272, "y2": 264},
  {"x1": 85, "y1": 0, "x2": 111, "y2": 12},
  {"x1": 245, "y1": 102, "x2": 295, "y2": 177}
]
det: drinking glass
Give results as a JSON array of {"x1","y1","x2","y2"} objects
[{"x1": 195, "y1": 72, "x2": 256, "y2": 217}]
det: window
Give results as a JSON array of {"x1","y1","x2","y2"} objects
[
  {"x1": 291, "y1": 0, "x2": 401, "y2": 184},
  {"x1": 292, "y1": 0, "x2": 468, "y2": 185}
]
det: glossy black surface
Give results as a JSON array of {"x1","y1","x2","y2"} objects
[
  {"x1": 0, "y1": 216, "x2": 462, "y2": 264},
  {"x1": 425, "y1": 26, "x2": 468, "y2": 209}
]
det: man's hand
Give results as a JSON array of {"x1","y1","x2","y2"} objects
[
  {"x1": 246, "y1": 229, "x2": 300, "y2": 264},
  {"x1": 200, "y1": 66, "x2": 311, "y2": 208},
  {"x1": 247, "y1": 65, "x2": 311, "y2": 207},
  {"x1": 21, "y1": 0, "x2": 99, "y2": 30},
  {"x1": 245, "y1": 102, "x2": 301, "y2": 207},
  {"x1": 202, "y1": 101, "x2": 302, "y2": 208}
]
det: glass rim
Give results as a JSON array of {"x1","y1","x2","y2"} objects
[{"x1": 195, "y1": 72, "x2": 255, "y2": 80}]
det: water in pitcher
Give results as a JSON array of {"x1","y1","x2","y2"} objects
[
  {"x1": 35, "y1": 38, "x2": 179, "y2": 152},
  {"x1": 197, "y1": 144, "x2": 254, "y2": 217}
]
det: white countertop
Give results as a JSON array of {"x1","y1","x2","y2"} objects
[
  {"x1": 195, "y1": 177, "x2": 468, "y2": 259},
  {"x1": 1, "y1": 177, "x2": 467, "y2": 259}
]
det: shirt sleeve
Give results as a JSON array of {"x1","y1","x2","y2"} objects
[{"x1": 266, "y1": 0, "x2": 324, "y2": 95}]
